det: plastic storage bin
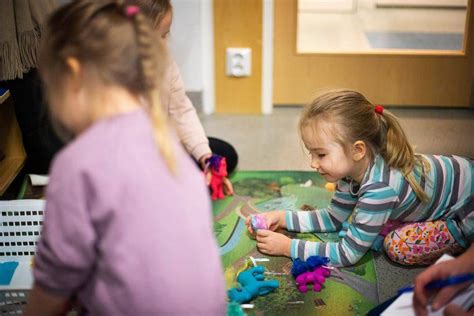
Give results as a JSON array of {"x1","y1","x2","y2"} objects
[{"x1": 0, "y1": 200, "x2": 45, "y2": 314}]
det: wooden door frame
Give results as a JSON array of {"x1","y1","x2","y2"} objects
[{"x1": 273, "y1": 0, "x2": 474, "y2": 107}]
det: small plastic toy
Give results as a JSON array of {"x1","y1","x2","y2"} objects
[
  {"x1": 291, "y1": 255, "x2": 330, "y2": 278},
  {"x1": 226, "y1": 302, "x2": 245, "y2": 316},
  {"x1": 227, "y1": 266, "x2": 279, "y2": 304},
  {"x1": 291, "y1": 255, "x2": 330, "y2": 293},
  {"x1": 207, "y1": 155, "x2": 228, "y2": 200},
  {"x1": 295, "y1": 266, "x2": 331, "y2": 293},
  {"x1": 325, "y1": 182, "x2": 336, "y2": 192},
  {"x1": 249, "y1": 214, "x2": 268, "y2": 232}
]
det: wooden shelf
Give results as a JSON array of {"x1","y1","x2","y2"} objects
[
  {"x1": 0, "y1": 94, "x2": 26, "y2": 196},
  {"x1": 0, "y1": 90, "x2": 10, "y2": 105},
  {"x1": 0, "y1": 157, "x2": 25, "y2": 195}
]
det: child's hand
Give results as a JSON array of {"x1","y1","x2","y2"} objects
[
  {"x1": 255, "y1": 230, "x2": 291, "y2": 257},
  {"x1": 245, "y1": 211, "x2": 286, "y2": 235}
]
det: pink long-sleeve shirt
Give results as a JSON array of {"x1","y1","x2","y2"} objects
[
  {"x1": 160, "y1": 58, "x2": 212, "y2": 161},
  {"x1": 34, "y1": 109, "x2": 226, "y2": 315}
]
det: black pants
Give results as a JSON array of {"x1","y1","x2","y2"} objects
[
  {"x1": 2, "y1": 69, "x2": 63, "y2": 175},
  {"x1": 208, "y1": 136, "x2": 238, "y2": 174}
]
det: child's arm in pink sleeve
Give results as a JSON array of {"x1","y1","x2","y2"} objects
[{"x1": 32, "y1": 154, "x2": 96, "y2": 299}]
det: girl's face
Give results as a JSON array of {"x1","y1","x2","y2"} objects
[{"x1": 301, "y1": 123, "x2": 355, "y2": 183}]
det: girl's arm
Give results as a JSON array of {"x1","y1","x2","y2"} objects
[
  {"x1": 286, "y1": 180, "x2": 357, "y2": 233},
  {"x1": 26, "y1": 152, "x2": 96, "y2": 311},
  {"x1": 290, "y1": 183, "x2": 398, "y2": 266},
  {"x1": 165, "y1": 58, "x2": 212, "y2": 161}
]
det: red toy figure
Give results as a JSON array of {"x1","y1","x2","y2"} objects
[{"x1": 207, "y1": 155, "x2": 228, "y2": 200}]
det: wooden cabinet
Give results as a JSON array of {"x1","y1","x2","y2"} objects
[{"x1": 0, "y1": 91, "x2": 26, "y2": 196}]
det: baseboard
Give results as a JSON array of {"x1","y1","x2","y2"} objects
[{"x1": 186, "y1": 91, "x2": 203, "y2": 113}]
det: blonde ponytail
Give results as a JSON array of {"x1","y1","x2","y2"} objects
[{"x1": 381, "y1": 111, "x2": 429, "y2": 202}]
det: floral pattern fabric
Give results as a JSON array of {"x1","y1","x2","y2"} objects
[{"x1": 383, "y1": 220, "x2": 464, "y2": 265}]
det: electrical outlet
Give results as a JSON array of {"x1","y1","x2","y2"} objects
[{"x1": 226, "y1": 48, "x2": 252, "y2": 77}]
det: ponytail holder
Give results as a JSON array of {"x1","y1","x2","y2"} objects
[
  {"x1": 125, "y1": 5, "x2": 140, "y2": 17},
  {"x1": 374, "y1": 105, "x2": 384, "y2": 115}
]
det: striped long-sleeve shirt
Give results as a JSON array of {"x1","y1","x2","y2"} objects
[{"x1": 286, "y1": 154, "x2": 473, "y2": 267}]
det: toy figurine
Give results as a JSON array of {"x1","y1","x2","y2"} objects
[
  {"x1": 250, "y1": 214, "x2": 268, "y2": 232},
  {"x1": 295, "y1": 266, "x2": 330, "y2": 293},
  {"x1": 227, "y1": 302, "x2": 245, "y2": 316},
  {"x1": 324, "y1": 182, "x2": 336, "y2": 192},
  {"x1": 291, "y1": 255, "x2": 331, "y2": 293},
  {"x1": 207, "y1": 155, "x2": 228, "y2": 200},
  {"x1": 291, "y1": 255, "x2": 330, "y2": 278},
  {"x1": 227, "y1": 266, "x2": 279, "y2": 304}
]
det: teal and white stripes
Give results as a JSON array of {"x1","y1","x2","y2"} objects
[{"x1": 286, "y1": 154, "x2": 473, "y2": 266}]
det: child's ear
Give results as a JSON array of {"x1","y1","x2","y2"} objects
[
  {"x1": 65, "y1": 57, "x2": 82, "y2": 91},
  {"x1": 351, "y1": 140, "x2": 367, "y2": 162}
]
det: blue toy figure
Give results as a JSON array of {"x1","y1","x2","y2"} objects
[
  {"x1": 227, "y1": 266, "x2": 279, "y2": 304},
  {"x1": 291, "y1": 255, "x2": 330, "y2": 278}
]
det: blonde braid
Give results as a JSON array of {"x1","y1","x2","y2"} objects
[{"x1": 130, "y1": 8, "x2": 176, "y2": 173}]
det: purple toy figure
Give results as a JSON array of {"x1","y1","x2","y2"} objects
[
  {"x1": 250, "y1": 214, "x2": 268, "y2": 232},
  {"x1": 207, "y1": 155, "x2": 227, "y2": 200},
  {"x1": 295, "y1": 266, "x2": 331, "y2": 293}
]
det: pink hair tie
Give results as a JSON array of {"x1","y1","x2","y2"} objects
[
  {"x1": 374, "y1": 105, "x2": 384, "y2": 115},
  {"x1": 125, "y1": 5, "x2": 140, "y2": 17}
]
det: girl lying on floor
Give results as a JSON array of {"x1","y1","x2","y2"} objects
[{"x1": 247, "y1": 89, "x2": 473, "y2": 267}]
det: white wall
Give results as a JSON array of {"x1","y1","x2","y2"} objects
[{"x1": 169, "y1": 0, "x2": 203, "y2": 92}]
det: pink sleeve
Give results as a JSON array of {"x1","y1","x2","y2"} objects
[
  {"x1": 33, "y1": 153, "x2": 96, "y2": 297},
  {"x1": 164, "y1": 59, "x2": 211, "y2": 161}
]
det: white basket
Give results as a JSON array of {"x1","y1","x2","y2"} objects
[{"x1": 0, "y1": 200, "x2": 45, "y2": 314}]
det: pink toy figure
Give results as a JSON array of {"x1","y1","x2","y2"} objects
[
  {"x1": 250, "y1": 214, "x2": 268, "y2": 232},
  {"x1": 208, "y1": 155, "x2": 227, "y2": 200},
  {"x1": 295, "y1": 266, "x2": 330, "y2": 293}
]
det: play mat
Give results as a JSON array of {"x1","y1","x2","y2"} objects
[{"x1": 213, "y1": 171, "x2": 378, "y2": 316}]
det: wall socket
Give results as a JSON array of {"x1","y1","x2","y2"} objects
[{"x1": 226, "y1": 48, "x2": 252, "y2": 77}]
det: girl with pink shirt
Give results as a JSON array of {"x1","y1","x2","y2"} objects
[{"x1": 25, "y1": 1, "x2": 226, "y2": 314}]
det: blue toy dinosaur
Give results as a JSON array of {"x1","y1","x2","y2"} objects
[{"x1": 227, "y1": 266, "x2": 279, "y2": 304}]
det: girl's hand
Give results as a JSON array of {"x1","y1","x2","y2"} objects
[
  {"x1": 199, "y1": 153, "x2": 212, "y2": 170},
  {"x1": 245, "y1": 211, "x2": 286, "y2": 235},
  {"x1": 255, "y1": 230, "x2": 291, "y2": 257}
]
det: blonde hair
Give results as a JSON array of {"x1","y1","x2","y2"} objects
[
  {"x1": 127, "y1": 0, "x2": 172, "y2": 27},
  {"x1": 39, "y1": 0, "x2": 176, "y2": 172},
  {"x1": 299, "y1": 89, "x2": 429, "y2": 203}
]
